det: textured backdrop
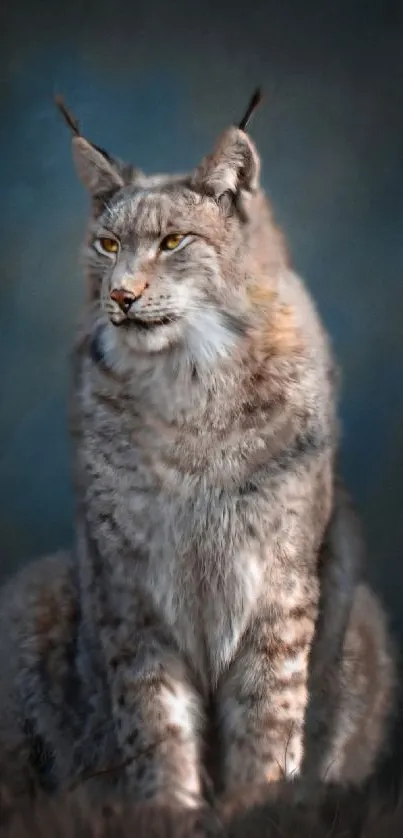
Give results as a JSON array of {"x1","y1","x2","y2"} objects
[{"x1": 0, "y1": 2, "x2": 402, "y2": 653}]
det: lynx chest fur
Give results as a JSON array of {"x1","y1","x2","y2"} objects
[
  {"x1": 75, "y1": 383, "x2": 264, "y2": 683},
  {"x1": 73, "y1": 264, "x2": 334, "y2": 688}
]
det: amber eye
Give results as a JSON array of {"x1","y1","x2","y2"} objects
[
  {"x1": 96, "y1": 237, "x2": 119, "y2": 255},
  {"x1": 160, "y1": 233, "x2": 185, "y2": 252}
]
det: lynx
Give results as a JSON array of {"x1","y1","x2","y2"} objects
[{"x1": 0, "y1": 94, "x2": 395, "y2": 805}]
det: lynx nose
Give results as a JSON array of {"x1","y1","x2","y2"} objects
[{"x1": 110, "y1": 288, "x2": 138, "y2": 314}]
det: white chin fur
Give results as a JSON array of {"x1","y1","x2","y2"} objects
[
  {"x1": 100, "y1": 318, "x2": 180, "y2": 369},
  {"x1": 98, "y1": 305, "x2": 236, "y2": 376}
]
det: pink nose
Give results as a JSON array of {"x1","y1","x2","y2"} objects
[{"x1": 110, "y1": 288, "x2": 138, "y2": 314}]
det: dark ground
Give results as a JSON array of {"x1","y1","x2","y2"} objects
[
  {"x1": 0, "y1": 0, "x2": 402, "y2": 773},
  {"x1": 2, "y1": 778, "x2": 403, "y2": 838}
]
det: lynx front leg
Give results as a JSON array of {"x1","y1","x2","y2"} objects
[
  {"x1": 218, "y1": 605, "x2": 316, "y2": 792},
  {"x1": 106, "y1": 632, "x2": 203, "y2": 808}
]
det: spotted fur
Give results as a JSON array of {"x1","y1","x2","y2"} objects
[{"x1": 0, "y1": 118, "x2": 395, "y2": 803}]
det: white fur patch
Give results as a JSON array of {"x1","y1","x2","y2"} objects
[
  {"x1": 159, "y1": 680, "x2": 201, "y2": 806},
  {"x1": 284, "y1": 748, "x2": 301, "y2": 777},
  {"x1": 282, "y1": 650, "x2": 306, "y2": 677},
  {"x1": 215, "y1": 626, "x2": 243, "y2": 678},
  {"x1": 211, "y1": 550, "x2": 263, "y2": 680},
  {"x1": 186, "y1": 307, "x2": 236, "y2": 367},
  {"x1": 96, "y1": 322, "x2": 134, "y2": 377},
  {"x1": 161, "y1": 681, "x2": 200, "y2": 739}
]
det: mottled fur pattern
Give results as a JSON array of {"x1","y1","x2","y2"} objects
[
  {"x1": 0, "y1": 114, "x2": 395, "y2": 803},
  {"x1": 0, "y1": 538, "x2": 394, "y2": 801}
]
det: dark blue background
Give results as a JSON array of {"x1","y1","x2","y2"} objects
[{"x1": 1, "y1": 2, "x2": 402, "y2": 655}]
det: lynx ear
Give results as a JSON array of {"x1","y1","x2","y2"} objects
[
  {"x1": 55, "y1": 95, "x2": 124, "y2": 198},
  {"x1": 72, "y1": 136, "x2": 124, "y2": 197},
  {"x1": 191, "y1": 127, "x2": 260, "y2": 214}
]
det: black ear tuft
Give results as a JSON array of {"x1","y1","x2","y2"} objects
[
  {"x1": 191, "y1": 88, "x2": 263, "y2": 215},
  {"x1": 238, "y1": 87, "x2": 263, "y2": 132},
  {"x1": 55, "y1": 95, "x2": 124, "y2": 198},
  {"x1": 55, "y1": 95, "x2": 81, "y2": 136}
]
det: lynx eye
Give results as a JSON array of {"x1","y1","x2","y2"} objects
[
  {"x1": 95, "y1": 236, "x2": 119, "y2": 255},
  {"x1": 160, "y1": 233, "x2": 186, "y2": 252}
]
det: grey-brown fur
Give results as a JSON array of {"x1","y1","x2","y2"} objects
[{"x1": 0, "y1": 112, "x2": 395, "y2": 804}]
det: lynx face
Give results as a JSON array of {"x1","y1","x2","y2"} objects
[
  {"x1": 72, "y1": 126, "x2": 272, "y2": 366},
  {"x1": 85, "y1": 178, "x2": 246, "y2": 360}
]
